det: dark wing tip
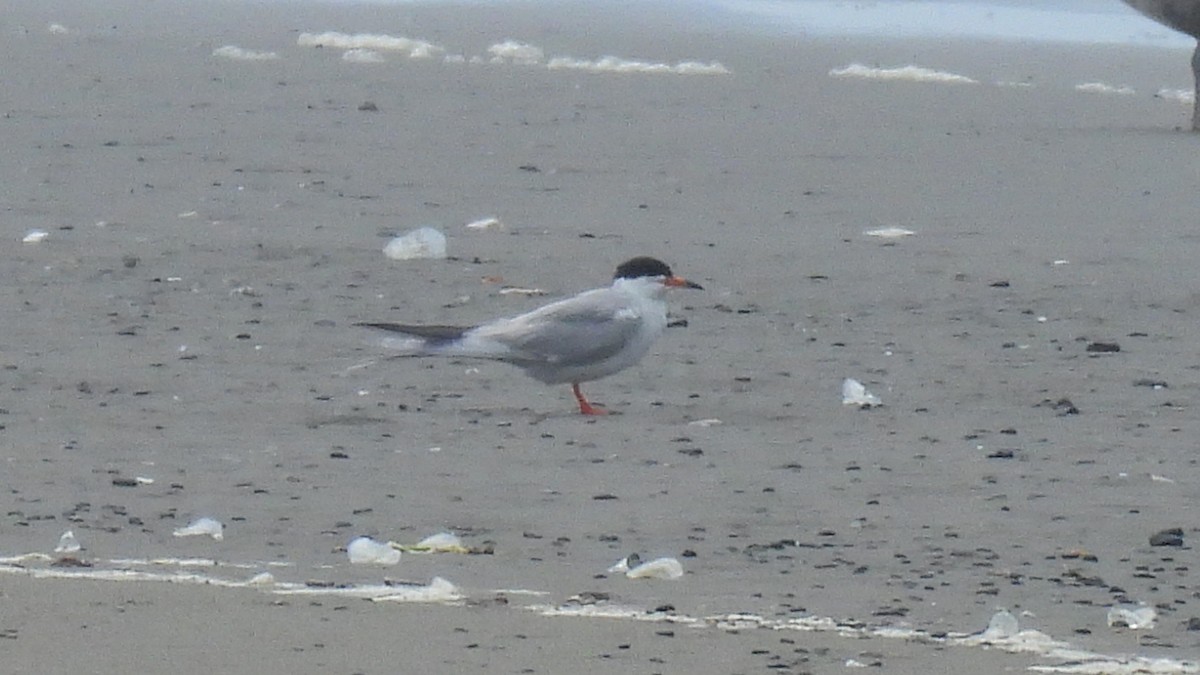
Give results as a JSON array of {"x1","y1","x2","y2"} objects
[{"x1": 357, "y1": 323, "x2": 469, "y2": 344}]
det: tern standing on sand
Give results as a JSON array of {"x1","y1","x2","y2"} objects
[
  {"x1": 1123, "y1": 0, "x2": 1200, "y2": 130},
  {"x1": 358, "y1": 256, "x2": 703, "y2": 415}
]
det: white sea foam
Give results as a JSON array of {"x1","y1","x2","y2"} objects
[
  {"x1": 297, "y1": 31, "x2": 442, "y2": 59},
  {"x1": 342, "y1": 48, "x2": 385, "y2": 64},
  {"x1": 488, "y1": 40, "x2": 544, "y2": 65},
  {"x1": 829, "y1": 63, "x2": 977, "y2": 85},
  {"x1": 212, "y1": 45, "x2": 279, "y2": 61},
  {"x1": 1156, "y1": 88, "x2": 1195, "y2": 104},
  {"x1": 1074, "y1": 82, "x2": 1135, "y2": 96},
  {"x1": 547, "y1": 56, "x2": 729, "y2": 75}
]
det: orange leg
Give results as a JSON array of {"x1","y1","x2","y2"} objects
[{"x1": 572, "y1": 383, "x2": 607, "y2": 416}]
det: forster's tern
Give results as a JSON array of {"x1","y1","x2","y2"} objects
[{"x1": 358, "y1": 256, "x2": 703, "y2": 415}]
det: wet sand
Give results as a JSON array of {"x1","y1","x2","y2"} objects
[{"x1": 1, "y1": 0, "x2": 1199, "y2": 672}]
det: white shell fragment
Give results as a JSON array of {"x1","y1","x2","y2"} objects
[
  {"x1": 864, "y1": 226, "x2": 915, "y2": 238},
  {"x1": 54, "y1": 530, "x2": 81, "y2": 554},
  {"x1": 498, "y1": 287, "x2": 547, "y2": 296},
  {"x1": 625, "y1": 557, "x2": 684, "y2": 580},
  {"x1": 173, "y1": 517, "x2": 225, "y2": 541},
  {"x1": 347, "y1": 536, "x2": 402, "y2": 565},
  {"x1": 1106, "y1": 604, "x2": 1157, "y2": 630},
  {"x1": 22, "y1": 229, "x2": 49, "y2": 244},
  {"x1": 842, "y1": 378, "x2": 882, "y2": 408},
  {"x1": 383, "y1": 227, "x2": 447, "y2": 260},
  {"x1": 465, "y1": 216, "x2": 503, "y2": 230}
]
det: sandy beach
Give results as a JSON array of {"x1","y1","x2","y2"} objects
[{"x1": 1, "y1": 0, "x2": 1199, "y2": 672}]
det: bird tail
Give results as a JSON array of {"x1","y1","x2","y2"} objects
[{"x1": 356, "y1": 322, "x2": 469, "y2": 352}]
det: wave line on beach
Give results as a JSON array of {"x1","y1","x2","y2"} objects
[
  {"x1": 528, "y1": 603, "x2": 1199, "y2": 674},
  {"x1": 4, "y1": 549, "x2": 1193, "y2": 673}
]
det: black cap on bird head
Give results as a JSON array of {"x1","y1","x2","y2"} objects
[{"x1": 614, "y1": 256, "x2": 675, "y2": 281}]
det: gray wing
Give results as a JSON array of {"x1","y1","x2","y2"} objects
[{"x1": 471, "y1": 289, "x2": 642, "y2": 367}]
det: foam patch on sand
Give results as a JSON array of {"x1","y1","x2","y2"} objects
[
  {"x1": 212, "y1": 45, "x2": 279, "y2": 61},
  {"x1": 297, "y1": 31, "x2": 443, "y2": 59},
  {"x1": 829, "y1": 63, "x2": 977, "y2": 84}
]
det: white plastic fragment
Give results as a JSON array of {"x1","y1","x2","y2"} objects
[
  {"x1": 347, "y1": 536, "x2": 402, "y2": 565},
  {"x1": 22, "y1": 229, "x2": 49, "y2": 244},
  {"x1": 625, "y1": 557, "x2": 684, "y2": 580},
  {"x1": 247, "y1": 572, "x2": 276, "y2": 586},
  {"x1": 842, "y1": 378, "x2": 882, "y2": 408},
  {"x1": 864, "y1": 227, "x2": 915, "y2": 238},
  {"x1": 383, "y1": 227, "x2": 447, "y2": 260},
  {"x1": 415, "y1": 531, "x2": 464, "y2": 552},
  {"x1": 173, "y1": 517, "x2": 225, "y2": 541},
  {"x1": 607, "y1": 554, "x2": 639, "y2": 574},
  {"x1": 979, "y1": 609, "x2": 1020, "y2": 641},
  {"x1": 54, "y1": 530, "x2": 81, "y2": 554},
  {"x1": 1106, "y1": 604, "x2": 1157, "y2": 630}
]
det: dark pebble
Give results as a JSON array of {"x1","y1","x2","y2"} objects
[{"x1": 1149, "y1": 528, "x2": 1184, "y2": 547}]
